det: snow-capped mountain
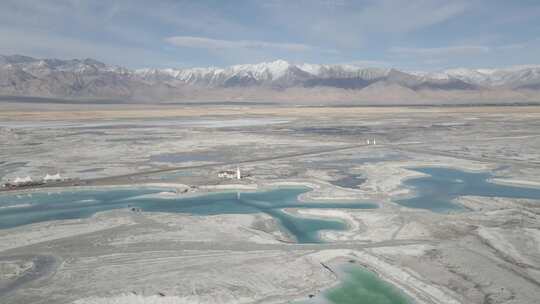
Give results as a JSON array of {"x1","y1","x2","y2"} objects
[
  {"x1": 134, "y1": 61, "x2": 540, "y2": 90},
  {"x1": 416, "y1": 65, "x2": 540, "y2": 89},
  {"x1": 1, "y1": 54, "x2": 539, "y2": 103},
  {"x1": 0, "y1": 55, "x2": 137, "y2": 98},
  {"x1": 135, "y1": 60, "x2": 312, "y2": 87},
  {"x1": 0, "y1": 55, "x2": 128, "y2": 75},
  {"x1": 135, "y1": 61, "x2": 393, "y2": 87}
]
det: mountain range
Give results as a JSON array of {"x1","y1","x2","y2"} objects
[{"x1": 1, "y1": 54, "x2": 540, "y2": 104}]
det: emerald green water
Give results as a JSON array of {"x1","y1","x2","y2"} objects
[
  {"x1": 302, "y1": 265, "x2": 411, "y2": 304},
  {"x1": 0, "y1": 186, "x2": 377, "y2": 243},
  {"x1": 327, "y1": 266, "x2": 410, "y2": 304}
]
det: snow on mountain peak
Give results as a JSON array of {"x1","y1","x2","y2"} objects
[
  {"x1": 439, "y1": 66, "x2": 540, "y2": 86},
  {"x1": 5, "y1": 54, "x2": 540, "y2": 90},
  {"x1": 227, "y1": 59, "x2": 293, "y2": 79}
]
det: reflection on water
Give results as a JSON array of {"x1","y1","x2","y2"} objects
[
  {"x1": 0, "y1": 187, "x2": 376, "y2": 243},
  {"x1": 396, "y1": 167, "x2": 540, "y2": 213}
]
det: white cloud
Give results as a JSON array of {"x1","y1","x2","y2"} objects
[
  {"x1": 357, "y1": 0, "x2": 469, "y2": 34},
  {"x1": 257, "y1": 0, "x2": 471, "y2": 49},
  {"x1": 496, "y1": 43, "x2": 527, "y2": 50},
  {"x1": 389, "y1": 41, "x2": 534, "y2": 58},
  {"x1": 165, "y1": 36, "x2": 315, "y2": 52},
  {"x1": 390, "y1": 45, "x2": 491, "y2": 57},
  {"x1": 341, "y1": 60, "x2": 393, "y2": 67},
  {"x1": 0, "y1": 0, "x2": 537, "y2": 68},
  {"x1": 0, "y1": 28, "x2": 169, "y2": 68}
]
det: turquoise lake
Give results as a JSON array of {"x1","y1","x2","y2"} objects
[
  {"x1": 396, "y1": 167, "x2": 540, "y2": 213},
  {"x1": 2, "y1": 167, "x2": 539, "y2": 241},
  {"x1": 4, "y1": 167, "x2": 540, "y2": 303},
  {"x1": 0, "y1": 187, "x2": 377, "y2": 243}
]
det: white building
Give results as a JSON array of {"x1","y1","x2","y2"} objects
[
  {"x1": 43, "y1": 173, "x2": 63, "y2": 183},
  {"x1": 366, "y1": 138, "x2": 377, "y2": 145},
  {"x1": 13, "y1": 176, "x2": 32, "y2": 184},
  {"x1": 218, "y1": 167, "x2": 242, "y2": 180}
]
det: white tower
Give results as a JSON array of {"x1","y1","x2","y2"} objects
[{"x1": 236, "y1": 166, "x2": 241, "y2": 180}]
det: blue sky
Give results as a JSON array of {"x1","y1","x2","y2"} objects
[{"x1": 0, "y1": 0, "x2": 539, "y2": 70}]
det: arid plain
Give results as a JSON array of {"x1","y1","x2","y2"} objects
[{"x1": 1, "y1": 102, "x2": 540, "y2": 304}]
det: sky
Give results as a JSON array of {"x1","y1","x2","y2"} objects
[{"x1": 0, "y1": 0, "x2": 539, "y2": 70}]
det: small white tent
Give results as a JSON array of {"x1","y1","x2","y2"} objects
[
  {"x1": 13, "y1": 176, "x2": 32, "y2": 185},
  {"x1": 44, "y1": 173, "x2": 62, "y2": 182}
]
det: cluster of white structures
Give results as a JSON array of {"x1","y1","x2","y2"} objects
[
  {"x1": 366, "y1": 138, "x2": 377, "y2": 145},
  {"x1": 2, "y1": 173, "x2": 64, "y2": 188},
  {"x1": 217, "y1": 166, "x2": 242, "y2": 180},
  {"x1": 12, "y1": 176, "x2": 34, "y2": 185}
]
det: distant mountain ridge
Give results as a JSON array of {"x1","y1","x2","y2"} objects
[{"x1": 1, "y1": 54, "x2": 540, "y2": 104}]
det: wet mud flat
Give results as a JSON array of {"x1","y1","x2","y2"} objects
[
  {"x1": 330, "y1": 175, "x2": 367, "y2": 189},
  {"x1": 0, "y1": 255, "x2": 57, "y2": 297}
]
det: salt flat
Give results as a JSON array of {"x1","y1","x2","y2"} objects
[{"x1": 1, "y1": 103, "x2": 540, "y2": 304}]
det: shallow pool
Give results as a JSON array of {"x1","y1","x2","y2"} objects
[
  {"x1": 396, "y1": 167, "x2": 540, "y2": 212},
  {"x1": 302, "y1": 265, "x2": 411, "y2": 304}
]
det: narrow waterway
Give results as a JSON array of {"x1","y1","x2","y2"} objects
[{"x1": 0, "y1": 186, "x2": 376, "y2": 243}]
